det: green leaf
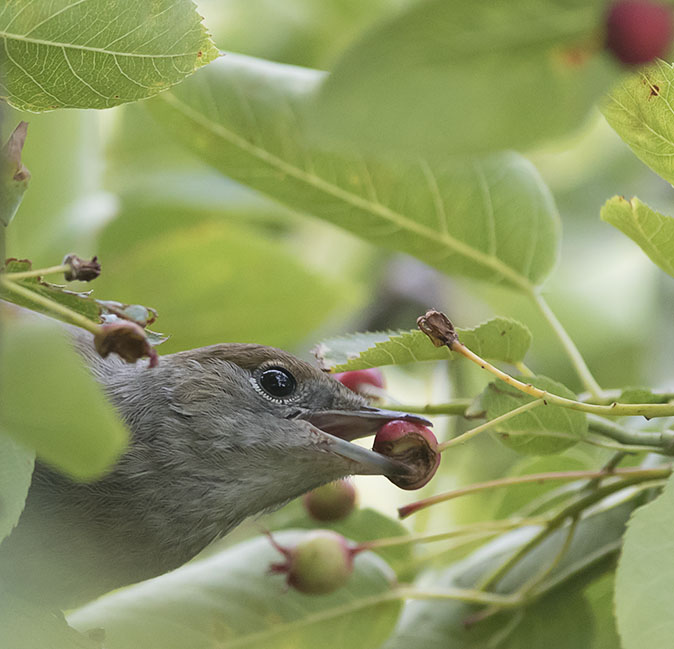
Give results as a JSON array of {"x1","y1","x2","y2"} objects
[
  {"x1": 0, "y1": 0, "x2": 219, "y2": 112},
  {"x1": 147, "y1": 54, "x2": 561, "y2": 292},
  {"x1": 602, "y1": 60, "x2": 674, "y2": 184},
  {"x1": 601, "y1": 196, "x2": 674, "y2": 279},
  {"x1": 0, "y1": 432, "x2": 34, "y2": 543},
  {"x1": 94, "y1": 215, "x2": 359, "y2": 353},
  {"x1": 383, "y1": 499, "x2": 632, "y2": 649},
  {"x1": 2, "y1": 258, "x2": 102, "y2": 322},
  {"x1": 0, "y1": 121, "x2": 30, "y2": 227},
  {"x1": 481, "y1": 375, "x2": 588, "y2": 455},
  {"x1": 314, "y1": 317, "x2": 532, "y2": 371},
  {"x1": 491, "y1": 455, "x2": 591, "y2": 519},
  {"x1": 69, "y1": 530, "x2": 400, "y2": 649},
  {"x1": 584, "y1": 574, "x2": 621, "y2": 649},
  {"x1": 1, "y1": 587, "x2": 98, "y2": 649},
  {"x1": 618, "y1": 387, "x2": 674, "y2": 404},
  {"x1": 615, "y1": 473, "x2": 674, "y2": 649},
  {"x1": 311, "y1": 0, "x2": 617, "y2": 156},
  {"x1": 1, "y1": 259, "x2": 165, "y2": 341},
  {"x1": 0, "y1": 315, "x2": 128, "y2": 480}
]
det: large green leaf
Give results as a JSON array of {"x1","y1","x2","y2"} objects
[
  {"x1": 0, "y1": 0, "x2": 218, "y2": 112},
  {"x1": 602, "y1": 60, "x2": 674, "y2": 184},
  {"x1": 0, "y1": 315, "x2": 128, "y2": 480},
  {"x1": 314, "y1": 317, "x2": 532, "y2": 371},
  {"x1": 615, "y1": 472, "x2": 674, "y2": 649},
  {"x1": 601, "y1": 196, "x2": 674, "y2": 279},
  {"x1": 481, "y1": 375, "x2": 588, "y2": 455},
  {"x1": 94, "y1": 214, "x2": 358, "y2": 353},
  {"x1": 1, "y1": 587, "x2": 98, "y2": 649},
  {"x1": 69, "y1": 530, "x2": 400, "y2": 649},
  {"x1": 147, "y1": 54, "x2": 561, "y2": 292},
  {"x1": 0, "y1": 432, "x2": 34, "y2": 543},
  {"x1": 310, "y1": 0, "x2": 617, "y2": 156},
  {"x1": 383, "y1": 499, "x2": 632, "y2": 649}
]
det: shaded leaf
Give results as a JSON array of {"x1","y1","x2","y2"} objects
[
  {"x1": 584, "y1": 573, "x2": 621, "y2": 649},
  {"x1": 601, "y1": 196, "x2": 674, "y2": 278},
  {"x1": 0, "y1": 432, "x2": 34, "y2": 543},
  {"x1": 1, "y1": 587, "x2": 98, "y2": 649},
  {"x1": 311, "y1": 0, "x2": 617, "y2": 156},
  {"x1": 602, "y1": 60, "x2": 674, "y2": 184},
  {"x1": 615, "y1": 472, "x2": 674, "y2": 649},
  {"x1": 481, "y1": 375, "x2": 587, "y2": 455},
  {"x1": 491, "y1": 455, "x2": 592, "y2": 519},
  {"x1": 0, "y1": 0, "x2": 219, "y2": 112},
  {"x1": 69, "y1": 530, "x2": 400, "y2": 649},
  {"x1": 383, "y1": 499, "x2": 632, "y2": 649},
  {"x1": 314, "y1": 317, "x2": 532, "y2": 371},
  {"x1": 147, "y1": 54, "x2": 560, "y2": 292},
  {"x1": 0, "y1": 315, "x2": 128, "y2": 480}
]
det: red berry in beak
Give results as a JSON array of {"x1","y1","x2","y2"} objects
[{"x1": 373, "y1": 420, "x2": 441, "y2": 490}]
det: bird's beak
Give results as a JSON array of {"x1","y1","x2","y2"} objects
[{"x1": 303, "y1": 407, "x2": 432, "y2": 477}]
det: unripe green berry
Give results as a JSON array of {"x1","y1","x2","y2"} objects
[
  {"x1": 303, "y1": 480, "x2": 357, "y2": 522},
  {"x1": 270, "y1": 530, "x2": 355, "y2": 595}
]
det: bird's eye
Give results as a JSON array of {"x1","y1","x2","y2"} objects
[{"x1": 258, "y1": 367, "x2": 297, "y2": 399}]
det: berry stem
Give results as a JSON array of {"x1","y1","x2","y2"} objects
[
  {"x1": 0, "y1": 275, "x2": 101, "y2": 335},
  {"x1": 5, "y1": 263, "x2": 69, "y2": 280},
  {"x1": 358, "y1": 517, "x2": 546, "y2": 551},
  {"x1": 398, "y1": 465, "x2": 671, "y2": 518},
  {"x1": 437, "y1": 400, "x2": 544, "y2": 452},
  {"x1": 452, "y1": 340, "x2": 674, "y2": 418}
]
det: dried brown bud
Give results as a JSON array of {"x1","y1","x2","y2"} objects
[
  {"x1": 417, "y1": 310, "x2": 459, "y2": 348},
  {"x1": 63, "y1": 254, "x2": 101, "y2": 282},
  {"x1": 94, "y1": 322, "x2": 158, "y2": 367}
]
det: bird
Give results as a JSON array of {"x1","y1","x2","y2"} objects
[{"x1": 0, "y1": 325, "x2": 429, "y2": 609}]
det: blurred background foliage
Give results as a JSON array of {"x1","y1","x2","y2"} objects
[{"x1": 1, "y1": 0, "x2": 672, "y2": 527}]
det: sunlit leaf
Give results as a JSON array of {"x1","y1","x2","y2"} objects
[
  {"x1": 0, "y1": 432, "x2": 34, "y2": 543},
  {"x1": 0, "y1": 0, "x2": 219, "y2": 112},
  {"x1": 0, "y1": 315, "x2": 128, "y2": 480},
  {"x1": 148, "y1": 54, "x2": 560, "y2": 292},
  {"x1": 481, "y1": 375, "x2": 587, "y2": 455},
  {"x1": 69, "y1": 530, "x2": 400, "y2": 649},
  {"x1": 311, "y1": 0, "x2": 617, "y2": 156},
  {"x1": 314, "y1": 318, "x2": 532, "y2": 371},
  {"x1": 601, "y1": 196, "x2": 674, "y2": 279},
  {"x1": 615, "y1": 472, "x2": 674, "y2": 649},
  {"x1": 602, "y1": 60, "x2": 674, "y2": 184}
]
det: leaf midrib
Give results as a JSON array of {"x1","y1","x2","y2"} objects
[
  {"x1": 0, "y1": 30, "x2": 199, "y2": 58},
  {"x1": 158, "y1": 92, "x2": 535, "y2": 293}
]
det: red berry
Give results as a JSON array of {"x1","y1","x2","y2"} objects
[
  {"x1": 606, "y1": 1, "x2": 673, "y2": 65},
  {"x1": 333, "y1": 369, "x2": 385, "y2": 398},
  {"x1": 373, "y1": 420, "x2": 441, "y2": 490},
  {"x1": 269, "y1": 530, "x2": 355, "y2": 595},
  {"x1": 303, "y1": 480, "x2": 357, "y2": 521}
]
